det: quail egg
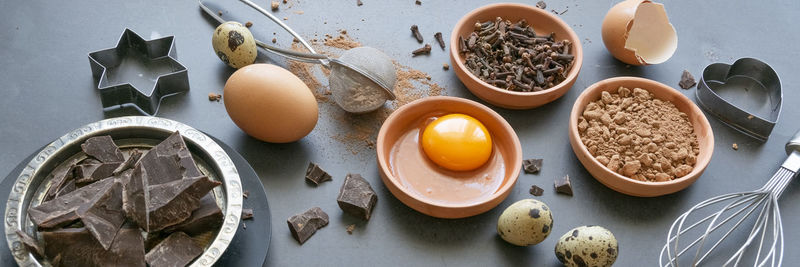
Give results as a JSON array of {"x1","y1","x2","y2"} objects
[
  {"x1": 555, "y1": 225, "x2": 618, "y2": 267},
  {"x1": 212, "y1": 21, "x2": 257, "y2": 68},
  {"x1": 497, "y1": 199, "x2": 553, "y2": 246}
]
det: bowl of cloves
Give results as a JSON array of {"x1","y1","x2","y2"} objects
[{"x1": 450, "y1": 3, "x2": 583, "y2": 109}]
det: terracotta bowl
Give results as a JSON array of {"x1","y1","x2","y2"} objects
[
  {"x1": 450, "y1": 3, "x2": 583, "y2": 109},
  {"x1": 376, "y1": 96, "x2": 522, "y2": 218},
  {"x1": 568, "y1": 77, "x2": 714, "y2": 197}
]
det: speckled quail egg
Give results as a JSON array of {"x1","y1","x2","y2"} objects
[
  {"x1": 555, "y1": 225, "x2": 618, "y2": 267},
  {"x1": 497, "y1": 199, "x2": 553, "y2": 246},
  {"x1": 212, "y1": 21, "x2": 257, "y2": 68}
]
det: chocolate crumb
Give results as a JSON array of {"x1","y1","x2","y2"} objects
[
  {"x1": 357, "y1": 0, "x2": 363, "y2": 6},
  {"x1": 415, "y1": 0, "x2": 421, "y2": 5},
  {"x1": 208, "y1": 93, "x2": 222, "y2": 101},
  {"x1": 305, "y1": 162, "x2": 333, "y2": 185},
  {"x1": 346, "y1": 224, "x2": 356, "y2": 234},
  {"x1": 554, "y1": 175, "x2": 573, "y2": 196},
  {"x1": 442, "y1": 63, "x2": 450, "y2": 70},
  {"x1": 523, "y1": 159, "x2": 543, "y2": 174},
  {"x1": 732, "y1": 143, "x2": 739, "y2": 150},
  {"x1": 679, "y1": 70, "x2": 696, "y2": 89},
  {"x1": 245, "y1": 21, "x2": 253, "y2": 28},
  {"x1": 242, "y1": 209, "x2": 254, "y2": 220},
  {"x1": 272, "y1": 38, "x2": 277, "y2": 43},
  {"x1": 529, "y1": 185, "x2": 544, "y2": 196},
  {"x1": 271, "y1": 1, "x2": 279, "y2": 10},
  {"x1": 536, "y1": 1, "x2": 546, "y2": 9}
]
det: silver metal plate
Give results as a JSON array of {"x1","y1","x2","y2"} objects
[{"x1": 4, "y1": 116, "x2": 243, "y2": 267}]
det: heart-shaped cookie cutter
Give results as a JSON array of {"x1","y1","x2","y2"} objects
[{"x1": 696, "y1": 58, "x2": 782, "y2": 141}]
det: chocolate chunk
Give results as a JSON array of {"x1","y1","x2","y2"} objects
[
  {"x1": 163, "y1": 194, "x2": 223, "y2": 235},
  {"x1": 29, "y1": 178, "x2": 125, "y2": 250},
  {"x1": 554, "y1": 175, "x2": 573, "y2": 196},
  {"x1": 125, "y1": 163, "x2": 150, "y2": 232},
  {"x1": 43, "y1": 159, "x2": 80, "y2": 202},
  {"x1": 679, "y1": 70, "x2": 696, "y2": 89},
  {"x1": 522, "y1": 159, "x2": 543, "y2": 174},
  {"x1": 73, "y1": 162, "x2": 122, "y2": 186},
  {"x1": 43, "y1": 226, "x2": 145, "y2": 267},
  {"x1": 242, "y1": 208, "x2": 254, "y2": 220},
  {"x1": 536, "y1": 1, "x2": 546, "y2": 9},
  {"x1": 81, "y1": 136, "x2": 125, "y2": 163},
  {"x1": 137, "y1": 131, "x2": 202, "y2": 185},
  {"x1": 336, "y1": 173, "x2": 377, "y2": 220},
  {"x1": 113, "y1": 149, "x2": 142, "y2": 176},
  {"x1": 146, "y1": 176, "x2": 221, "y2": 232},
  {"x1": 305, "y1": 162, "x2": 332, "y2": 185},
  {"x1": 529, "y1": 185, "x2": 544, "y2": 196},
  {"x1": 145, "y1": 232, "x2": 203, "y2": 267},
  {"x1": 15, "y1": 230, "x2": 44, "y2": 258},
  {"x1": 287, "y1": 207, "x2": 329, "y2": 244}
]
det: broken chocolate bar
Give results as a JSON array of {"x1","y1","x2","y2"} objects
[
  {"x1": 43, "y1": 158, "x2": 79, "y2": 202},
  {"x1": 242, "y1": 208, "x2": 254, "y2": 220},
  {"x1": 336, "y1": 173, "x2": 377, "y2": 220},
  {"x1": 287, "y1": 207, "x2": 329, "y2": 244},
  {"x1": 679, "y1": 70, "x2": 696, "y2": 89},
  {"x1": 43, "y1": 226, "x2": 145, "y2": 267},
  {"x1": 529, "y1": 185, "x2": 544, "y2": 196},
  {"x1": 73, "y1": 161, "x2": 122, "y2": 185},
  {"x1": 305, "y1": 162, "x2": 332, "y2": 185},
  {"x1": 28, "y1": 178, "x2": 125, "y2": 250},
  {"x1": 16, "y1": 230, "x2": 44, "y2": 258},
  {"x1": 81, "y1": 136, "x2": 125, "y2": 163},
  {"x1": 522, "y1": 159, "x2": 543, "y2": 174},
  {"x1": 146, "y1": 176, "x2": 221, "y2": 232},
  {"x1": 145, "y1": 232, "x2": 203, "y2": 267},
  {"x1": 113, "y1": 149, "x2": 142, "y2": 175},
  {"x1": 137, "y1": 131, "x2": 202, "y2": 186},
  {"x1": 554, "y1": 175, "x2": 573, "y2": 196},
  {"x1": 162, "y1": 194, "x2": 223, "y2": 236}
]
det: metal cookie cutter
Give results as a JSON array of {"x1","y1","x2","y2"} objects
[
  {"x1": 88, "y1": 29, "x2": 189, "y2": 116},
  {"x1": 696, "y1": 58, "x2": 782, "y2": 141}
]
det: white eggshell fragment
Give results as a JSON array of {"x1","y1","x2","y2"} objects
[
  {"x1": 212, "y1": 21, "x2": 257, "y2": 68},
  {"x1": 555, "y1": 225, "x2": 618, "y2": 267},
  {"x1": 601, "y1": 0, "x2": 677, "y2": 65},
  {"x1": 497, "y1": 199, "x2": 553, "y2": 246}
]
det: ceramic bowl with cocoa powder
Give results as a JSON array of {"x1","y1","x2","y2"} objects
[
  {"x1": 377, "y1": 96, "x2": 522, "y2": 218},
  {"x1": 568, "y1": 77, "x2": 714, "y2": 197},
  {"x1": 449, "y1": 3, "x2": 583, "y2": 110}
]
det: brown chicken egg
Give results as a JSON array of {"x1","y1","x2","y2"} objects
[
  {"x1": 601, "y1": 0, "x2": 677, "y2": 65},
  {"x1": 223, "y1": 64, "x2": 318, "y2": 143}
]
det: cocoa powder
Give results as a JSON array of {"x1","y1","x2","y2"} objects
[{"x1": 578, "y1": 87, "x2": 699, "y2": 182}]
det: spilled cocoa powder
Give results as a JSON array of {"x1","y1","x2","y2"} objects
[
  {"x1": 578, "y1": 87, "x2": 699, "y2": 182},
  {"x1": 286, "y1": 31, "x2": 444, "y2": 154}
]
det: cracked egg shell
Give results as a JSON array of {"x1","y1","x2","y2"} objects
[
  {"x1": 601, "y1": 0, "x2": 677, "y2": 65},
  {"x1": 212, "y1": 21, "x2": 257, "y2": 68},
  {"x1": 555, "y1": 226, "x2": 618, "y2": 267},
  {"x1": 497, "y1": 199, "x2": 553, "y2": 246}
]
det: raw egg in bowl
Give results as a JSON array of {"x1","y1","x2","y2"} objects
[{"x1": 376, "y1": 96, "x2": 522, "y2": 218}]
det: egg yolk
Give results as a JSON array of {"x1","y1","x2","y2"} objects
[{"x1": 421, "y1": 114, "x2": 492, "y2": 171}]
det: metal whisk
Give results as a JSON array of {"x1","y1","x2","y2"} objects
[{"x1": 660, "y1": 130, "x2": 800, "y2": 267}]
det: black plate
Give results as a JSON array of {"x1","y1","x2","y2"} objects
[{"x1": 0, "y1": 135, "x2": 270, "y2": 266}]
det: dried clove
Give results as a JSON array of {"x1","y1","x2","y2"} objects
[
  {"x1": 412, "y1": 44, "x2": 432, "y2": 56},
  {"x1": 410, "y1": 25, "x2": 423, "y2": 43},
  {"x1": 434, "y1": 32, "x2": 445, "y2": 50}
]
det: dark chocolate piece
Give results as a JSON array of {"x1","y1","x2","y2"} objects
[
  {"x1": 16, "y1": 230, "x2": 44, "y2": 258},
  {"x1": 145, "y1": 232, "x2": 203, "y2": 267},
  {"x1": 126, "y1": 163, "x2": 150, "y2": 232},
  {"x1": 43, "y1": 226, "x2": 145, "y2": 267},
  {"x1": 113, "y1": 149, "x2": 142, "y2": 175},
  {"x1": 43, "y1": 159, "x2": 79, "y2": 202},
  {"x1": 523, "y1": 159, "x2": 543, "y2": 174},
  {"x1": 336, "y1": 173, "x2": 378, "y2": 220},
  {"x1": 287, "y1": 207, "x2": 329, "y2": 244},
  {"x1": 529, "y1": 185, "x2": 544, "y2": 196},
  {"x1": 536, "y1": 1, "x2": 546, "y2": 9},
  {"x1": 81, "y1": 136, "x2": 125, "y2": 163},
  {"x1": 162, "y1": 194, "x2": 223, "y2": 235},
  {"x1": 679, "y1": 70, "x2": 696, "y2": 89},
  {"x1": 554, "y1": 175, "x2": 573, "y2": 196},
  {"x1": 146, "y1": 176, "x2": 221, "y2": 232},
  {"x1": 242, "y1": 208, "x2": 254, "y2": 220},
  {"x1": 73, "y1": 162, "x2": 122, "y2": 186},
  {"x1": 305, "y1": 162, "x2": 332, "y2": 185},
  {"x1": 29, "y1": 178, "x2": 125, "y2": 250},
  {"x1": 137, "y1": 131, "x2": 202, "y2": 186}
]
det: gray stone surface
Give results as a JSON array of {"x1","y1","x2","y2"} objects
[{"x1": 1, "y1": 0, "x2": 799, "y2": 266}]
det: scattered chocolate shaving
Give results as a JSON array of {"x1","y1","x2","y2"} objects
[
  {"x1": 337, "y1": 174, "x2": 378, "y2": 220},
  {"x1": 523, "y1": 159, "x2": 543, "y2": 174},
  {"x1": 287, "y1": 207, "x2": 329, "y2": 244},
  {"x1": 43, "y1": 226, "x2": 145, "y2": 267},
  {"x1": 415, "y1": 0, "x2": 421, "y2": 5},
  {"x1": 529, "y1": 185, "x2": 544, "y2": 196},
  {"x1": 305, "y1": 162, "x2": 332, "y2": 185},
  {"x1": 145, "y1": 232, "x2": 202, "y2": 267},
  {"x1": 81, "y1": 136, "x2": 125, "y2": 163},
  {"x1": 536, "y1": 1, "x2": 546, "y2": 9},
  {"x1": 163, "y1": 194, "x2": 223, "y2": 236},
  {"x1": 554, "y1": 175, "x2": 573, "y2": 196},
  {"x1": 346, "y1": 224, "x2": 356, "y2": 234},
  {"x1": 16, "y1": 230, "x2": 44, "y2": 258},
  {"x1": 242, "y1": 208, "x2": 254, "y2": 220},
  {"x1": 679, "y1": 70, "x2": 696, "y2": 89}
]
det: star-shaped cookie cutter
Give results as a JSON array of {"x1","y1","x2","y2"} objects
[{"x1": 88, "y1": 28, "x2": 189, "y2": 116}]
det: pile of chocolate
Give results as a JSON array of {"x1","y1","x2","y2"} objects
[
  {"x1": 458, "y1": 17, "x2": 574, "y2": 92},
  {"x1": 18, "y1": 132, "x2": 223, "y2": 267}
]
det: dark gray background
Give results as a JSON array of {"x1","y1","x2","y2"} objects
[{"x1": 2, "y1": 0, "x2": 799, "y2": 266}]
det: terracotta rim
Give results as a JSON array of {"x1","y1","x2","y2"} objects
[
  {"x1": 449, "y1": 3, "x2": 583, "y2": 96},
  {"x1": 569, "y1": 77, "x2": 714, "y2": 187},
  {"x1": 376, "y1": 96, "x2": 522, "y2": 209}
]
